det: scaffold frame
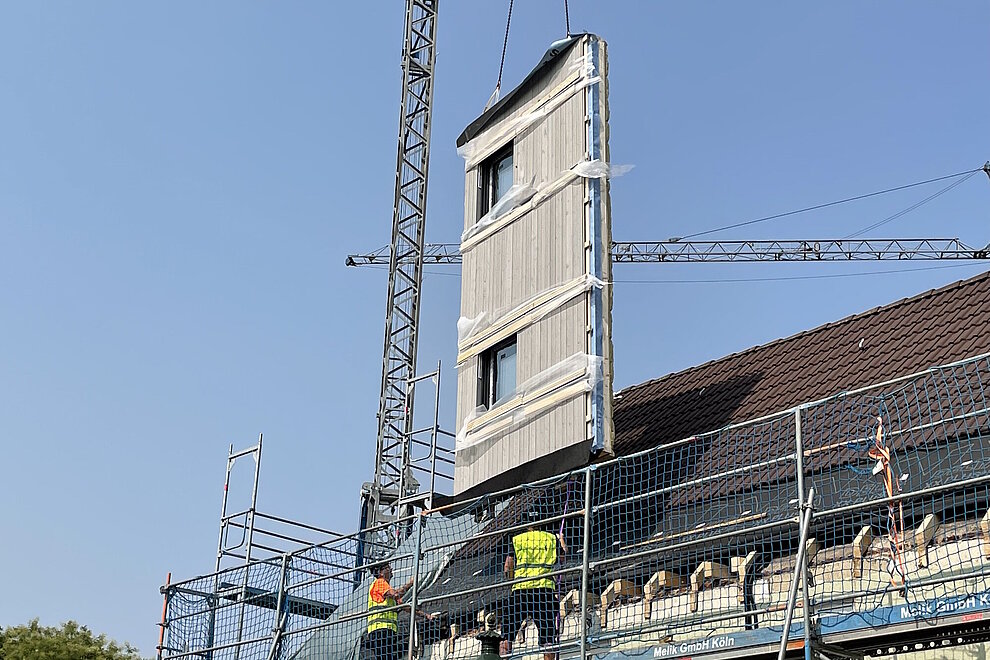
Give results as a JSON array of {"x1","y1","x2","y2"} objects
[{"x1": 159, "y1": 350, "x2": 990, "y2": 660}]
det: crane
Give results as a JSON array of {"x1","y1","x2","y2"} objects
[
  {"x1": 356, "y1": 0, "x2": 988, "y2": 569},
  {"x1": 357, "y1": 0, "x2": 438, "y2": 569},
  {"x1": 346, "y1": 238, "x2": 990, "y2": 265}
]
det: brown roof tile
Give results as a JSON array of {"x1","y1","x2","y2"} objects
[{"x1": 612, "y1": 270, "x2": 990, "y2": 457}]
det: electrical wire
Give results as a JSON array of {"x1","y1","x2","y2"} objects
[
  {"x1": 843, "y1": 170, "x2": 981, "y2": 239},
  {"x1": 362, "y1": 263, "x2": 989, "y2": 283},
  {"x1": 613, "y1": 262, "x2": 987, "y2": 285},
  {"x1": 422, "y1": 268, "x2": 461, "y2": 278},
  {"x1": 360, "y1": 264, "x2": 461, "y2": 278},
  {"x1": 675, "y1": 167, "x2": 984, "y2": 241}
]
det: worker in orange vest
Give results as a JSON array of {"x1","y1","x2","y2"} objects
[{"x1": 367, "y1": 562, "x2": 413, "y2": 660}]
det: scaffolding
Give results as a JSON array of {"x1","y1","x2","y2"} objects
[{"x1": 159, "y1": 350, "x2": 990, "y2": 660}]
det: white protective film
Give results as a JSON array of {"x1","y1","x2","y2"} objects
[
  {"x1": 456, "y1": 274, "x2": 606, "y2": 360},
  {"x1": 455, "y1": 353, "x2": 604, "y2": 452},
  {"x1": 461, "y1": 180, "x2": 538, "y2": 244},
  {"x1": 571, "y1": 158, "x2": 635, "y2": 179}
]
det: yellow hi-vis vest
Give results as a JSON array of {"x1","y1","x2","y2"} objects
[
  {"x1": 367, "y1": 580, "x2": 398, "y2": 633},
  {"x1": 512, "y1": 530, "x2": 557, "y2": 591}
]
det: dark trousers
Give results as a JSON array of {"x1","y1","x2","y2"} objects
[
  {"x1": 503, "y1": 588, "x2": 558, "y2": 646},
  {"x1": 367, "y1": 628, "x2": 401, "y2": 660}
]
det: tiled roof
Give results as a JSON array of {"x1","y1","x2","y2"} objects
[
  {"x1": 612, "y1": 269, "x2": 990, "y2": 457},
  {"x1": 429, "y1": 270, "x2": 990, "y2": 629}
]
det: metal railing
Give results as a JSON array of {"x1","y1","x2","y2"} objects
[{"x1": 159, "y1": 351, "x2": 990, "y2": 660}]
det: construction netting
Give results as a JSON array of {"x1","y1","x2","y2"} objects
[{"x1": 159, "y1": 352, "x2": 990, "y2": 660}]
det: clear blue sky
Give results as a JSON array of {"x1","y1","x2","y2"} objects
[{"x1": 1, "y1": 2, "x2": 987, "y2": 654}]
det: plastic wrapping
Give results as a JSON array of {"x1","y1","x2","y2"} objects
[
  {"x1": 457, "y1": 48, "x2": 602, "y2": 168},
  {"x1": 461, "y1": 180, "x2": 537, "y2": 244},
  {"x1": 460, "y1": 157, "x2": 628, "y2": 251},
  {"x1": 513, "y1": 352, "x2": 603, "y2": 403},
  {"x1": 455, "y1": 107, "x2": 548, "y2": 165},
  {"x1": 456, "y1": 274, "x2": 606, "y2": 357},
  {"x1": 455, "y1": 353, "x2": 604, "y2": 452},
  {"x1": 568, "y1": 49, "x2": 599, "y2": 82},
  {"x1": 460, "y1": 169, "x2": 581, "y2": 252},
  {"x1": 571, "y1": 158, "x2": 634, "y2": 179},
  {"x1": 456, "y1": 312, "x2": 487, "y2": 344}
]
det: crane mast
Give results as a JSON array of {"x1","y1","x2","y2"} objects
[{"x1": 359, "y1": 0, "x2": 439, "y2": 566}]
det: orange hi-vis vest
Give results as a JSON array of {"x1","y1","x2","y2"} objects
[{"x1": 367, "y1": 578, "x2": 398, "y2": 633}]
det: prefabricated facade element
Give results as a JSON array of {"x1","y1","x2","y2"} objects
[{"x1": 453, "y1": 34, "x2": 614, "y2": 495}]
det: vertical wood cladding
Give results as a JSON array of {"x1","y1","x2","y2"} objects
[{"x1": 454, "y1": 35, "x2": 614, "y2": 494}]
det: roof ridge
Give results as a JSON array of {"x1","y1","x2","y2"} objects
[{"x1": 619, "y1": 268, "x2": 990, "y2": 394}]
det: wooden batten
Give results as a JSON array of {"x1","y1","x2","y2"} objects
[
  {"x1": 689, "y1": 561, "x2": 731, "y2": 613},
  {"x1": 600, "y1": 579, "x2": 642, "y2": 627},
  {"x1": 559, "y1": 588, "x2": 597, "y2": 620},
  {"x1": 980, "y1": 510, "x2": 990, "y2": 559},
  {"x1": 643, "y1": 571, "x2": 685, "y2": 620},
  {"x1": 805, "y1": 537, "x2": 820, "y2": 565},
  {"x1": 853, "y1": 526, "x2": 873, "y2": 578},
  {"x1": 731, "y1": 551, "x2": 758, "y2": 604},
  {"x1": 914, "y1": 514, "x2": 940, "y2": 568},
  {"x1": 448, "y1": 625, "x2": 458, "y2": 656}
]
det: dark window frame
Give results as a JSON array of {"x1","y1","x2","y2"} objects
[
  {"x1": 477, "y1": 334, "x2": 517, "y2": 410},
  {"x1": 477, "y1": 142, "x2": 514, "y2": 219}
]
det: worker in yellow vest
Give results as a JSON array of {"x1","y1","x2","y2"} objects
[
  {"x1": 367, "y1": 562, "x2": 413, "y2": 660},
  {"x1": 501, "y1": 505, "x2": 567, "y2": 659}
]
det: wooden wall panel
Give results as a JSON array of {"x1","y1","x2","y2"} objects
[{"x1": 454, "y1": 35, "x2": 613, "y2": 494}]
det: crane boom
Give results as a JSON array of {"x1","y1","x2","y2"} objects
[
  {"x1": 358, "y1": 0, "x2": 439, "y2": 564},
  {"x1": 346, "y1": 238, "x2": 989, "y2": 266}
]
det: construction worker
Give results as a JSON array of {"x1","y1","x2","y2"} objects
[
  {"x1": 501, "y1": 505, "x2": 567, "y2": 660},
  {"x1": 367, "y1": 562, "x2": 413, "y2": 660}
]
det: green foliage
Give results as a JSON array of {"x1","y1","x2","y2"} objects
[{"x1": 0, "y1": 619, "x2": 145, "y2": 660}]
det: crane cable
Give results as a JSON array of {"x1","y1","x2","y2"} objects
[
  {"x1": 843, "y1": 169, "x2": 981, "y2": 239},
  {"x1": 674, "y1": 165, "x2": 986, "y2": 241},
  {"x1": 487, "y1": 0, "x2": 574, "y2": 111},
  {"x1": 485, "y1": 0, "x2": 515, "y2": 111}
]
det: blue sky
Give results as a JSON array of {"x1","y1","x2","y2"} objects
[{"x1": 1, "y1": 2, "x2": 987, "y2": 654}]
